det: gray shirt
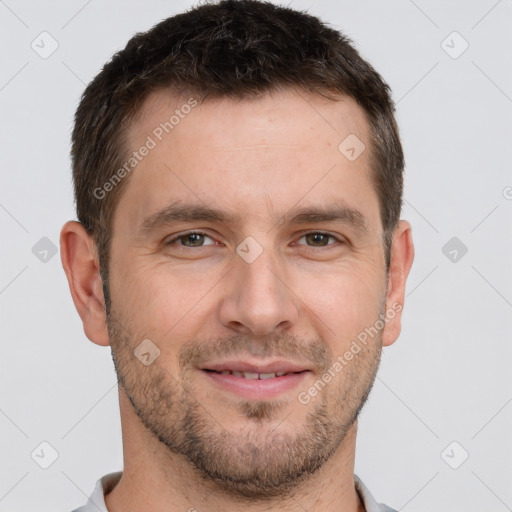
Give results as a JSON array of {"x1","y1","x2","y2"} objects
[{"x1": 72, "y1": 472, "x2": 397, "y2": 512}]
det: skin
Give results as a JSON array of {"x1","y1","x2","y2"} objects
[{"x1": 60, "y1": 87, "x2": 414, "y2": 512}]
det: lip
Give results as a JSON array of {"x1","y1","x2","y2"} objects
[
  {"x1": 199, "y1": 360, "x2": 309, "y2": 374},
  {"x1": 199, "y1": 359, "x2": 311, "y2": 400}
]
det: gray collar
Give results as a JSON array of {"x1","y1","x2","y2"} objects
[{"x1": 75, "y1": 472, "x2": 396, "y2": 512}]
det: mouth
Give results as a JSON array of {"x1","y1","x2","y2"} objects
[
  {"x1": 203, "y1": 369, "x2": 302, "y2": 379},
  {"x1": 199, "y1": 360, "x2": 311, "y2": 400}
]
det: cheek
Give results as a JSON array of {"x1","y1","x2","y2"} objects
[
  {"x1": 109, "y1": 254, "x2": 221, "y2": 350},
  {"x1": 301, "y1": 262, "x2": 386, "y2": 346}
]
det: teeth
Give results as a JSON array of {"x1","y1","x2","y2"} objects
[
  {"x1": 243, "y1": 372, "x2": 259, "y2": 380},
  {"x1": 215, "y1": 370, "x2": 291, "y2": 378}
]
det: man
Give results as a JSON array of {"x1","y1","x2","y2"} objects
[{"x1": 60, "y1": 0, "x2": 414, "y2": 510}]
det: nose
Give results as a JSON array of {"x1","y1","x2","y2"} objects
[{"x1": 218, "y1": 248, "x2": 300, "y2": 336}]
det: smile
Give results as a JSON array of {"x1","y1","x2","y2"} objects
[
  {"x1": 203, "y1": 369, "x2": 303, "y2": 379},
  {"x1": 199, "y1": 361, "x2": 311, "y2": 400}
]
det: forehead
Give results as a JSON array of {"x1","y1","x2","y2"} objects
[
  {"x1": 130, "y1": 87, "x2": 369, "y2": 151},
  {"x1": 114, "y1": 87, "x2": 380, "y2": 234}
]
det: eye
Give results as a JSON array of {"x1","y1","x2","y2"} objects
[
  {"x1": 166, "y1": 231, "x2": 217, "y2": 247},
  {"x1": 295, "y1": 232, "x2": 341, "y2": 247}
]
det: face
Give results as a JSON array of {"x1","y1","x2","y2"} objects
[{"x1": 106, "y1": 88, "x2": 389, "y2": 498}]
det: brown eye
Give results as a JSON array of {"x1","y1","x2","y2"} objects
[
  {"x1": 166, "y1": 232, "x2": 216, "y2": 247},
  {"x1": 180, "y1": 233, "x2": 205, "y2": 247},
  {"x1": 297, "y1": 232, "x2": 338, "y2": 247}
]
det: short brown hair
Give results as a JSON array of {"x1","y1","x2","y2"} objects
[{"x1": 71, "y1": 0, "x2": 404, "y2": 290}]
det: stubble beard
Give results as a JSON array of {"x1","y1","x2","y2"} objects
[{"x1": 106, "y1": 305, "x2": 383, "y2": 500}]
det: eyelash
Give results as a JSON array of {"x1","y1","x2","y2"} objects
[{"x1": 165, "y1": 231, "x2": 343, "y2": 249}]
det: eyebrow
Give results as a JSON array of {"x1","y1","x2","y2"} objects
[
  {"x1": 141, "y1": 202, "x2": 237, "y2": 231},
  {"x1": 284, "y1": 204, "x2": 366, "y2": 230},
  {"x1": 140, "y1": 200, "x2": 367, "y2": 233}
]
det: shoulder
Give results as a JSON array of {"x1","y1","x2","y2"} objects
[
  {"x1": 69, "y1": 472, "x2": 122, "y2": 512},
  {"x1": 379, "y1": 506, "x2": 399, "y2": 512},
  {"x1": 354, "y1": 474, "x2": 398, "y2": 512}
]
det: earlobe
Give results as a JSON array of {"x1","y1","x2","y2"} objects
[
  {"x1": 60, "y1": 221, "x2": 110, "y2": 346},
  {"x1": 382, "y1": 220, "x2": 415, "y2": 347}
]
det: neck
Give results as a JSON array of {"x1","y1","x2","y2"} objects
[{"x1": 105, "y1": 389, "x2": 366, "y2": 512}]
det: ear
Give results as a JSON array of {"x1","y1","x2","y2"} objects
[
  {"x1": 382, "y1": 220, "x2": 414, "y2": 347},
  {"x1": 60, "y1": 221, "x2": 110, "y2": 346}
]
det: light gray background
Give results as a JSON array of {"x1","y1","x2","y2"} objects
[{"x1": 1, "y1": 1, "x2": 511, "y2": 511}]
